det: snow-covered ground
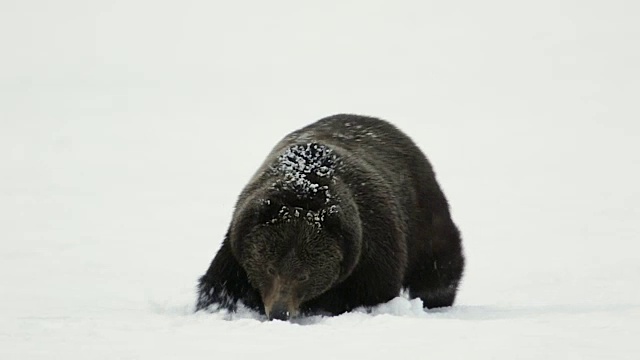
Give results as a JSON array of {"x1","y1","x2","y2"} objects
[{"x1": 1, "y1": 1, "x2": 639, "y2": 359}]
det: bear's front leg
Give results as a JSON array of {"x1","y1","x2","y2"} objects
[{"x1": 196, "y1": 239, "x2": 262, "y2": 313}]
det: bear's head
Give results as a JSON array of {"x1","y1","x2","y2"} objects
[{"x1": 230, "y1": 197, "x2": 361, "y2": 320}]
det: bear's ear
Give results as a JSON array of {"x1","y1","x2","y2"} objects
[
  {"x1": 253, "y1": 197, "x2": 286, "y2": 225},
  {"x1": 232, "y1": 198, "x2": 281, "y2": 237},
  {"x1": 321, "y1": 202, "x2": 363, "y2": 279},
  {"x1": 230, "y1": 203, "x2": 262, "y2": 251}
]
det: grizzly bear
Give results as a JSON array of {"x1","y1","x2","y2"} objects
[{"x1": 196, "y1": 114, "x2": 464, "y2": 320}]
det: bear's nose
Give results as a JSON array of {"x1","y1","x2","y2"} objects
[{"x1": 268, "y1": 303, "x2": 290, "y2": 321}]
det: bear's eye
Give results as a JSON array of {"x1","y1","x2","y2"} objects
[
  {"x1": 296, "y1": 273, "x2": 309, "y2": 282},
  {"x1": 266, "y1": 266, "x2": 276, "y2": 276}
]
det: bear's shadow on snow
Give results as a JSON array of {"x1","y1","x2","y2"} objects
[{"x1": 181, "y1": 301, "x2": 638, "y2": 325}]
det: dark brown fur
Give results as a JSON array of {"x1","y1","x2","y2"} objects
[{"x1": 196, "y1": 114, "x2": 465, "y2": 319}]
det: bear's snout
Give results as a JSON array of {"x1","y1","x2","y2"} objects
[
  {"x1": 263, "y1": 277, "x2": 300, "y2": 321},
  {"x1": 268, "y1": 302, "x2": 290, "y2": 321}
]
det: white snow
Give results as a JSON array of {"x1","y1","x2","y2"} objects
[{"x1": 1, "y1": 1, "x2": 639, "y2": 359}]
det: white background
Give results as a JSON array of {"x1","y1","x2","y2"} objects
[{"x1": 1, "y1": 1, "x2": 639, "y2": 359}]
